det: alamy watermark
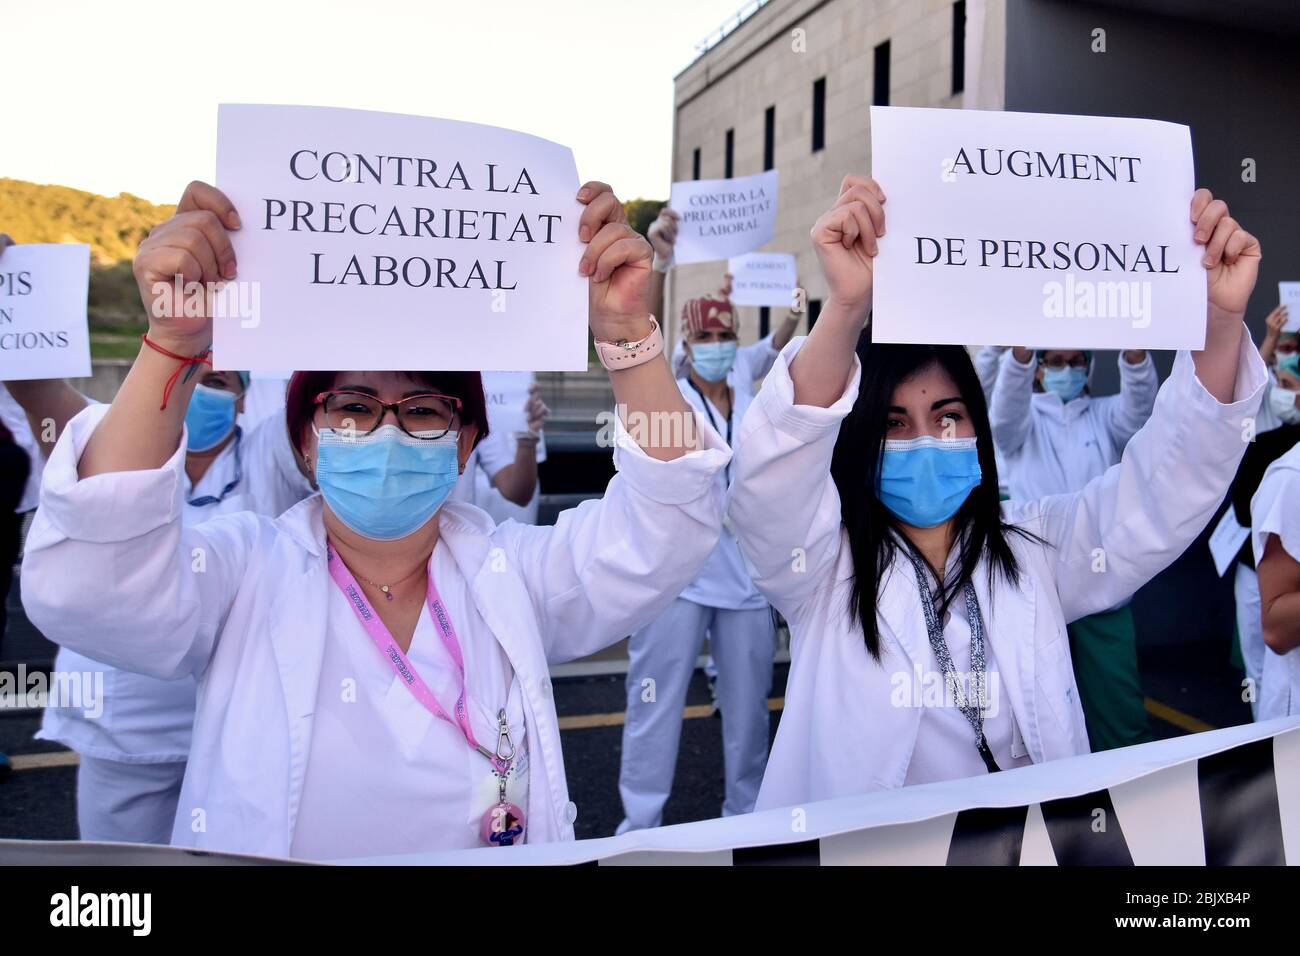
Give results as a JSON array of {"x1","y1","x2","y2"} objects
[
  {"x1": 151, "y1": 276, "x2": 262, "y2": 329},
  {"x1": 0, "y1": 664, "x2": 104, "y2": 718}
]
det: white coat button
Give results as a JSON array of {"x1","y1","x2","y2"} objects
[
  {"x1": 540, "y1": 679, "x2": 553, "y2": 699},
  {"x1": 564, "y1": 801, "x2": 579, "y2": 823}
]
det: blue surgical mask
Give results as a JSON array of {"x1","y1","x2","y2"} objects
[
  {"x1": 1041, "y1": 365, "x2": 1088, "y2": 403},
  {"x1": 185, "y1": 383, "x2": 238, "y2": 452},
  {"x1": 690, "y1": 341, "x2": 738, "y2": 382},
  {"x1": 1277, "y1": 353, "x2": 1300, "y2": 377},
  {"x1": 314, "y1": 424, "x2": 460, "y2": 541},
  {"x1": 877, "y1": 436, "x2": 982, "y2": 528}
]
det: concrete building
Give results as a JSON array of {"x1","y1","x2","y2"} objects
[{"x1": 670, "y1": 0, "x2": 995, "y2": 351}]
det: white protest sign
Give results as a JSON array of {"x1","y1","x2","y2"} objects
[
  {"x1": 727, "y1": 252, "x2": 797, "y2": 307},
  {"x1": 869, "y1": 107, "x2": 1203, "y2": 349},
  {"x1": 0, "y1": 243, "x2": 91, "y2": 380},
  {"x1": 481, "y1": 370, "x2": 545, "y2": 462},
  {"x1": 669, "y1": 170, "x2": 779, "y2": 265},
  {"x1": 214, "y1": 104, "x2": 587, "y2": 372},
  {"x1": 1279, "y1": 283, "x2": 1300, "y2": 332},
  {"x1": 1208, "y1": 507, "x2": 1249, "y2": 578}
]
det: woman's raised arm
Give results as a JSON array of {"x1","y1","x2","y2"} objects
[
  {"x1": 78, "y1": 181, "x2": 240, "y2": 479},
  {"x1": 578, "y1": 181, "x2": 699, "y2": 462},
  {"x1": 788, "y1": 175, "x2": 885, "y2": 408}
]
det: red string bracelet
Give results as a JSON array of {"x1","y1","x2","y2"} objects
[{"x1": 140, "y1": 333, "x2": 213, "y2": 410}]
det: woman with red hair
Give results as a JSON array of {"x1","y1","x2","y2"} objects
[{"x1": 22, "y1": 178, "x2": 730, "y2": 859}]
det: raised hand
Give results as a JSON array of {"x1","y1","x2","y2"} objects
[
  {"x1": 133, "y1": 181, "x2": 241, "y2": 352},
  {"x1": 647, "y1": 207, "x2": 679, "y2": 266},
  {"x1": 577, "y1": 181, "x2": 654, "y2": 343},
  {"x1": 810, "y1": 175, "x2": 886, "y2": 320},
  {"x1": 1191, "y1": 188, "x2": 1260, "y2": 320}
]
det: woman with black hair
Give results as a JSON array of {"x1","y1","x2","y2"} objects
[{"x1": 728, "y1": 175, "x2": 1266, "y2": 808}]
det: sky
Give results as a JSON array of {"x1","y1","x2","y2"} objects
[{"x1": 5, "y1": 0, "x2": 751, "y2": 204}]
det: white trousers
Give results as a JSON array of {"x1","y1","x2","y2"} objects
[
  {"x1": 1235, "y1": 563, "x2": 1266, "y2": 719},
  {"x1": 76, "y1": 755, "x2": 185, "y2": 844},
  {"x1": 617, "y1": 598, "x2": 776, "y2": 832}
]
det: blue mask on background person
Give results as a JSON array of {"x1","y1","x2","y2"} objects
[
  {"x1": 691, "y1": 341, "x2": 738, "y2": 382},
  {"x1": 876, "y1": 436, "x2": 982, "y2": 528},
  {"x1": 1278, "y1": 353, "x2": 1300, "y2": 377},
  {"x1": 314, "y1": 424, "x2": 460, "y2": 541},
  {"x1": 1041, "y1": 365, "x2": 1088, "y2": 403},
  {"x1": 184, "y1": 384, "x2": 238, "y2": 452}
]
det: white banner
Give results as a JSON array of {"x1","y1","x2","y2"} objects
[
  {"x1": 214, "y1": 104, "x2": 587, "y2": 372},
  {"x1": 0, "y1": 243, "x2": 91, "y2": 381},
  {"x1": 869, "y1": 106, "x2": 1203, "y2": 350},
  {"x1": 728, "y1": 252, "x2": 797, "y2": 307},
  {"x1": 6, "y1": 718, "x2": 1293, "y2": 866},
  {"x1": 669, "y1": 170, "x2": 779, "y2": 266}
]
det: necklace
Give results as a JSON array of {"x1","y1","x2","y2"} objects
[
  {"x1": 349, "y1": 558, "x2": 427, "y2": 602},
  {"x1": 358, "y1": 573, "x2": 396, "y2": 601}
]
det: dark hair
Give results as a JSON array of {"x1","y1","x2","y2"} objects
[
  {"x1": 830, "y1": 328, "x2": 1035, "y2": 660},
  {"x1": 284, "y1": 370, "x2": 489, "y2": 454}
]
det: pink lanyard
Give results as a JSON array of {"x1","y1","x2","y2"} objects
[{"x1": 325, "y1": 545, "x2": 512, "y2": 777}]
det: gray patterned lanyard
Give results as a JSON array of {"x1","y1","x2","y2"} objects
[{"x1": 901, "y1": 545, "x2": 1001, "y2": 774}]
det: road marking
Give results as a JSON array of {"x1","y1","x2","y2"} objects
[
  {"x1": 557, "y1": 697, "x2": 785, "y2": 731},
  {"x1": 1144, "y1": 697, "x2": 1216, "y2": 734},
  {"x1": 8, "y1": 751, "x2": 80, "y2": 771}
]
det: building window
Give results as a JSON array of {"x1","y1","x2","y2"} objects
[
  {"x1": 764, "y1": 106, "x2": 776, "y2": 170},
  {"x1": 952, "y1": 1, "x2": 966, "y2": 95},
  {"x1": 760, "y1": 306, "x2": 771, "y2": 338},
  {"x1": 692, "y1": 147, "x2": 701, "y2": 180},
  {"x1": 725, "y1": 128, "x2": 735, "y2": 178},
  {"x1": 812, "y1": 77, "x2": 826, "y2": 153},
  {"x1": 874, "y1": 41, "x2": 891, "y2": 106},
  {"x1": 808, "y1": 299, "x2": 822, "y2": 330}
]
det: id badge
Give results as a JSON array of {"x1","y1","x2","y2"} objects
[{"x1": 1010, "y1": 716, "x2": 1029, "y2": 759}]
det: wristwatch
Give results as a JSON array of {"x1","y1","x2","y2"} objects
[{"x1": 594, "y1": 317, "x2": 665, "y2": 371}]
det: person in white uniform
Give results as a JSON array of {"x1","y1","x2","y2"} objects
[
  {"x1": 989, "y1": 344, "x2": 1158, "y2": 751},
  {"x1": 617, "y1": 292, "x2": 776, "y2": 832},
  {"x1": 450, "y1": 376, "x2": 547, "y2": 520},
  {"x1": 645, "y1": 206, "x2": 801, "y2": 699},
  {"x1": 7, "y1": 366, "x2": 312, "y2": 844},
  {"x1": 237, "y1": 372, "x2": 289, "y2": 431},
  {"x1": 726, "y1": 176, "x2": 1264, "y2": 807},
  {"x1": 1224, "y1": 304, "x2": 1299, "y2": 717},
  {"x1": 21, "y1": 178, "x2": 730, "y2": 860},
  {"x1": 468, "y1": 373, "x2": 549, "y2": 525},
  {"x1": 1250, "y1": 441, "x2": 1300, "y2": 718},
  {"x1": 0, "y1": 236, "x2": 48, "y2": 547},
  {"x1": 972, "y1": 345, "x2": 1011, "y2": 498}
]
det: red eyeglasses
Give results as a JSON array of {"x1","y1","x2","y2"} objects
[{"x1": 313, "y1": 390, "x2": 462, "y2": 440}]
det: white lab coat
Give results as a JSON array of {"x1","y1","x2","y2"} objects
[
  {"x1": 728, "y1": 336, "x2": 1263, "y2": 810},
  {"x1": 38, "y1": 412, "x2": 312, "y2": 762},
  {"x1": 472, "y1": 371, "x2": 546, "y2": 525},
  {"x1": 1250, "y1": 442, "x2": 1300, "y2": 718},
  {"x1": 22, "y1": 403, "x2": 729, "y2": 855},
  {"x1": 675, "y1": 375, "x2": 765, "y2": 610},
  {"x1": 973, "y1": 346, "x2": 1011, "y2": 497},
  {"x1": 990, "y1": 350, "x2": 1158, "y2": 502}
]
